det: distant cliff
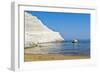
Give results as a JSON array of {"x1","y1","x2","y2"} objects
[{"x1": 25, "y1": 12, "x2": 64, "y2": 47}]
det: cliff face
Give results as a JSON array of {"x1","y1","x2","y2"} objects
[{"x1": 25, "y1": 12, "x2": 64, "y2": 47}]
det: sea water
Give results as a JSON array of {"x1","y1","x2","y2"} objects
[{"x1": 25, "y1": 40, "x2": 90, "y2": 56}]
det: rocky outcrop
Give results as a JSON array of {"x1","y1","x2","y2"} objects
[{"x1": 25, "y1": 12, "x2": 64, "y2": 47}]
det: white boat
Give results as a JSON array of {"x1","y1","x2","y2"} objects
[{"x1": 72, "y1": 39, "x2": 79, "y2": 43}]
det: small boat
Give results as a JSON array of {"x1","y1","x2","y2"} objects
[{"x1": 72, "y1": 39, "x2": 79, "y2": 43}]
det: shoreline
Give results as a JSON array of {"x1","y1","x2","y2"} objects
[{"x1": 24, "y1": 53, "x2": 90, "y2": 62}]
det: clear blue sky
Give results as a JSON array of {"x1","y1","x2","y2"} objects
[{"x1": 26, "y1": 11, "x2": 90, "y2": 40}]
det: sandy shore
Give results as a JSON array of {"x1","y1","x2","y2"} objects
[{"x1": 24, "y1": 53, "x2": 90, "y2": 62}]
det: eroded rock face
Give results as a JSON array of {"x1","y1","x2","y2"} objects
[{"x1": 25, "y1": 12, "x2": 64, "y2": 47}]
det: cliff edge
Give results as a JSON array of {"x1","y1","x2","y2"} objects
[{"x1": 25, "y1": 12, "x2": 64, "y2": 47}]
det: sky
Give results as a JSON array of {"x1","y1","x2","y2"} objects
[{"x1": 26, "y1": 11, "x2": 90, "y2": 40}]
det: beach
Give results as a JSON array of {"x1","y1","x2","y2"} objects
[
  {"x1": 24, "y1": 53, "x2": 90, "y2": 62},
  {"x1": 24, "y1": 41, "x2": 90, "y2": 62}
]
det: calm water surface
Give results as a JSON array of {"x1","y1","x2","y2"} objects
[{"x1": 25, "y1": 40, "x2": 90, "y2": 56}]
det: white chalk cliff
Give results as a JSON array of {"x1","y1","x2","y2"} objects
[{"x1": 25, "y1": 12, "x2": 64, "y2": 47}]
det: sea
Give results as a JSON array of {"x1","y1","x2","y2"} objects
[{"x1": 25, "y1": 40, "x2": 90, "y2": 56}]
